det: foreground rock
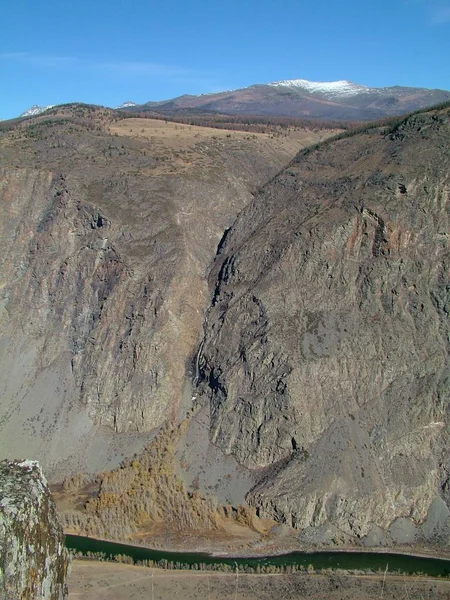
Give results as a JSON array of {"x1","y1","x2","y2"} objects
[{"x1": 0, "y1": 459, "x2": 68, "y2": 599}]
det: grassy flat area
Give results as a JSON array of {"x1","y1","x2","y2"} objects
[
  {"x1": 69, "y1": 559, "x2": 450, "y2": 599},
  {"x1": 109, "y1": 117, "x2": 339, "y2": 176}
]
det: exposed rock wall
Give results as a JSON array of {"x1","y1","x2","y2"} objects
[
  {"x1": 0, "y1": 108, "x2": 315, "y2": 479},
  {"x1": 0, "y1": 166, "x2": 181, "y2": 432},
  {"x1": 199, "y1": 106, "x2": 450, "y2": 538},
  {"x1": 0, "y1": 459, "x2": 68, "y2": 599}
]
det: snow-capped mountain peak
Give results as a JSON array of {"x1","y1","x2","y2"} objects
[
  {"x1": 20, "y1": 104, "x2": 55, "y2": 117},
  {"x1": 269, "y1": 79, "x2": 371, "y2": 98},
  {"x1": 115, "y1": 101, "x2": 137, "y2": 109}
]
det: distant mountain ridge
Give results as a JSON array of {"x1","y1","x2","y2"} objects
[
  {"x1": 15, "y1": 78, "x2": 450, "y2": 122},
  {"x1": 127, "y1": 78, "x2": 450, "y2": 121},
  {"x1": 18, "y1": 101, "x2": 136, "y2": 119}
]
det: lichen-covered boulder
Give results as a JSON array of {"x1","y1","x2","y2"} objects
[{"x1": 0, "y1": 459, "x2": 69, "y2": 599}]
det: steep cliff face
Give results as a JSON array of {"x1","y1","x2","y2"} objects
[
  {"x1": 0, "y1": 165, "x2": 185, "y2": 432},
  {"x1": 199, "y1": 106, "x2": 450, "y2": 538},
  {"x1": 0, "y1": 108, "x2": 325, "y2": 479},
  {"x1": 0, "y1": 459, "x2": 69, "y2": 599}
]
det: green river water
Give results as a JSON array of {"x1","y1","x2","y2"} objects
[{"x1": 66, "y1": 535, "x2": 450, "y2": 576}]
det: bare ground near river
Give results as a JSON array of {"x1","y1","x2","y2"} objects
[{"x1": 69, "y1": 559, "x2": 450, "y2": 600}]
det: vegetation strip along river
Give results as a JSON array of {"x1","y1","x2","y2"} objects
[{"x1": 65, "y1": 535, "x2": 450, "y2": 576}]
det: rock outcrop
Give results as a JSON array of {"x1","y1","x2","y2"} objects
[
  {"x1": 199, "y1": 104, "x2": 450, "y2": 539},
  {"x1": 0, "y1": 459, "x2": 68, "y2": 599}
]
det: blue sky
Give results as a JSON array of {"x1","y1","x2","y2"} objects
[{"x1": 1, "y1": 0, "x2": 449, "y2": 119}]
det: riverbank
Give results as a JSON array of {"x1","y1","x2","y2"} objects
[
  {"x1": 64, "y1": 529, "x2": 450, "y2": 562},
  {"x1": 68, "y1": 559, "x2": 450, "y2": 600},
  {"x1": 65, "y1": 534, "x2": 450, "y2": 577}
]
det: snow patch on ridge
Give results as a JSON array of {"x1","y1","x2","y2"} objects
[
  {"x1": 115, "y1": 100, "x2": 137, "y2": 109},
  {"x1": 269, "y1": 79, "x2": 373, "y2": 98},
  {"x1": 194, "y1": 88, "x2": 237, "y2": 97},
  {"x1": 20, "y1": 104, "x2": 55, "y2": 117}
]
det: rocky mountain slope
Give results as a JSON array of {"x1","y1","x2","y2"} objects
[
  {"x1": 0, "y1": 459, "x2": 69, "y2": 599},
  {"x1": 129, "y1": 79, "x2": 450, "y2": 121},
  {"x1": 196, "y1": 103, "x2": 450, "y2": 543},
  {"x1": 1, "y1": 100, "x2": 450, "y2": 550},
  {"x1": 0, "y1": 106, "x2": 330, "y2": 481}
]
